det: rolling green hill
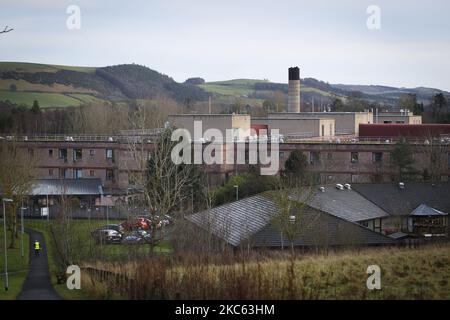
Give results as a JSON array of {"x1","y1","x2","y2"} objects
[
  {"x1": 0, "y1": 62, "x2": 208, "y2": 108},
  {"x1": 1, "y1": 61, "x2": 448, "y2": 109}
]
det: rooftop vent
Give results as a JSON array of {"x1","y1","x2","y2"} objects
[
  {"x1": 336, "y1": 184, "x2": 344, "y2": 190},
  {"x1": 398, "y1": 182, "x2": 405, "y2": 189},
  {"x1": 319, "y1": 186, "x2": 325, "y2": 192},
  {"x1": 344, "y1": 183, "x2": 352, "y2": 190}
]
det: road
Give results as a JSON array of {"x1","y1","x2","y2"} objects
[{"x1": 17, "y1": 228, "x2": 61, "y2": 300}]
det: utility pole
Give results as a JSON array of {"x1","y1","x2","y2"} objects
[{"x1": 208, "y1": 96, "x2": 212, "y2": 114}]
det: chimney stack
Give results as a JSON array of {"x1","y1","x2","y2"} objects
[{"x1": 288, "y1": 67, "x2": 301, "y2": 113}]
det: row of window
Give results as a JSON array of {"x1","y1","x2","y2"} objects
[
  {"x1": 47, "y1": 148, "x2": 114, "y2": 161},
  {"x1": 306, "y1": 151, "x2": 383, "y2": 164},
  {"x1": 48, "y1": 168, "x2": 115, "y2": 180}
]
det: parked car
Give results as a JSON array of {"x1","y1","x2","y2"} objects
[
  {"x1": 121, "y1": 230, "x2": 152, "y2": 245},
  {"x1": 91, "y1": 227, "x2": 123, "y2": 244},
  {"x1": 102, "y1": 224, "x2": 125, "y2": 233}
]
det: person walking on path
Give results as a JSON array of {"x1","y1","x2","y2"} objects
[{"x1": 34, "y1": 240, "x2": 41, "y2": 257}]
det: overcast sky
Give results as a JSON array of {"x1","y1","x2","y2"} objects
[{"x1": 1, "y1": 0, "x2": 449, "y2": 90}]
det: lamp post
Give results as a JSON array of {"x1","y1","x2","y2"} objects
[
  {"x1": 2, "y1": 198, "x2": 13, "y2": 291},
  {"x1": 20, "y1": 204, "x2": 27, "y2": 258},
  {"x1": 106, "y1": 195, "x2": 112, "y2": 226},
  {"x1": 233, "y1": 185, "x2": 239, "y2": 202}
]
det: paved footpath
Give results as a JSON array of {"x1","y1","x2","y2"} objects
[{"x1": 17, "y1": 228, "x2": 61, "y2": 300}]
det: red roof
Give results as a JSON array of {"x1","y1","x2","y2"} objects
[{"x1": 359, "y1": 124, "x2": 450, "y2": 138}]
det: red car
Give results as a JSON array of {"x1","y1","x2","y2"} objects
[{"x1": 120, "y1": 217, "x2": 152, "y2": 231}]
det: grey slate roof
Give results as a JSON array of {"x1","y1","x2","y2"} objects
[
  {"x1": 187, "y1": 195, "x2": 278, "y2": 247},
  {"x1": 410, "y1": 204, "x2": 447, "y2": 216},
  {"x1": 30, "y1": 179, "x2": 103, "y2": 196},
  {"x1": 352, "y1": 182, "x2": 450, "y2": 216},
  {"x1": 292, "y1": 186, "x2": 389, "y2": 222},
  {"x1": 186, "y1": 193, "x2": 395, "y2": 248}
]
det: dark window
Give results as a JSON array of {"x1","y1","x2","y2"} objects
[
  {"x1": 372, "y1": 152, "x2": 383, "y2": 163},
  {"x1": 27, "y1": 148, "x2": 34, "y2": 157},
  {"x1": 106, "y1": 169, "x2": 115, "y2": 181},
  {"x1": 321, "y1": 125, "x2": 325, "y2": 136},
  {"x1": 351, "y1": 152, "x2": 359, "y2": 163},
  {"x1": 90, "y1": 149, "x2": 95, "y2": 156},
  {"x1": 58, "y1": 148, "x2": 67, "y2": 160},
  {"x1": 49, "y1": 169, "x2": 53, "y2": 176},
  {"x1": 59, "y1": 168, "x2": 67, "y2": 179},
  {"x1": 90, "y1": 170, "x2": 95, "y2": 177},
  {"x1": 106, "y1": 149, "x2": 114, "y2": 160},
  {"x1": 310, "y1": 152, "x2": 320, "y2": 164},
  {"x1": 383, "y1": 121, "x2": 392, "y2": 124},
  {"x1": 327, "y1": 153, "x2": 332, "y2": 160},
  {"x1": 73, "y1": 169, "x2": 83, "y2": 179},
  {"x1": 74, "y1": 149, "x2": 82, "y2": 161},
  {"x1": 48, "y1": 149, "x2": 53, "y2": 157},
  {"x1": 374, "y1": 219, "x2": 381, "y2": 233}
]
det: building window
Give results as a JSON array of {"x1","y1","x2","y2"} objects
[
  {"x1": 27, "y1": 148, "x2": 34, "y2": 157},
  {"x1": 280, "y1": 152, "x2": 285, "y2": 159},
  {"x1": 374, "y1": 219, "x2": 381, "y2": 233},
  {"x1": 351, "y1": 152, "x2": 359, "y2": 163},
  {"x1": 49, "y1": 169, "x2": 53, "y2": 176},
  {"x1": 48, "y1": 149, "x2": 53, "y2": 157},
  {"x1": 372, "y1": 152, "x2": 383, "y2": 163},
  {"x1": 321, "y1": 125, "x2": 325, "y2": 136},
  {"x1": 383, "y1": 121, "x2": 392, "y2": 124},
  {"x1": 327, "y1": 153, "x2": 332, "y2": 160},
  {"x1": 90, "y1": 149, "x2": 95, "y2": 157},
  {"x1": 74, "y1": 149, "x2": 82, "y2": 161},
  {"x1": 58, "y1": 148, "x2": 67, "y2": 160},
  {"x1": 73, "y1": 169, "x2": 83, "y2": 179},
  {"x1": 106, "y1": 149, "x2": 114, "y2": 160},
  {"x1": 106, "y1": 169, "x2": 115, "y2": 181},
  {"x1": 59, "y1": 168, "x2": 67, "y2": 179},
  {"x1": 310, "y1": 152, "x2": 320, "y2": 164},
  {"x1": 90, "y1": 170, "x2": 95, "y2": 177}
]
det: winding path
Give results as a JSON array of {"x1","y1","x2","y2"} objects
[{"x1": 17, "y1": 228, "x2": 61, "y2": 300}]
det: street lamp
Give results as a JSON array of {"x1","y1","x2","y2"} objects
[
  {"x1": 20, "y1": 205, "x2": 27, "y2": 258},
  {"x1": 2, "y1": 198, "x2": 13, "y2": 291},
  {"x1": 106, "y1": 195, "x2": 112, "y2": 226},
  {"x1": 233, "y1": 185, "x2": 239, "y2": 202}
]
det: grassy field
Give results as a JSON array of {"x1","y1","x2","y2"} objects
[
  {"x1": 0, "y1": 90, "x2": 85, "y2": 108},
  {"x1": 84, "y1": 244, "x2": 450, "y2": 300},
  {"x1": 25, "y1": 219, "x2": 171, "y2": 299},
  {"x1": 200, "y1": 79, "x2": 269, "y2": 96},
  {"x1": 0, "y1": 229, "x2": 29, "y2": 300},
  {"x1": 0, "y1": 62, "x2": 96, "y2": 74}
]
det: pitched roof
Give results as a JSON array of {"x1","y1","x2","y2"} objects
[
  {"x1": 186, "y1": 195, "x2": 277, "y2": 247},
  {"x1": 30, "y1": 179, "x2": 103, "y2": 196},
  {"x1": 292, "y1": 186, "x2": 389, "y2": 222},
  {"x1": 186, "y1": 193, "x2": 394, "y2": 248},
  {"x1": 410, "y1": 204, "x2": 447, "y2": 216},
  {"x1": 352, "y1": 182, "x2": 450, "y2": 216}
]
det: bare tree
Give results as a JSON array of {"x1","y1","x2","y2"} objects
[
  {"x1": 0, "y1": 140, "x2": 35, "y2": 248},
  {"x1": 0, "y1": 26, "x2": 13, "y2": 34}
]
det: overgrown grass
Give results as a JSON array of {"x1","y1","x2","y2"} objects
[
  {"x1": 82, "y1": 244, "x2": 450, "y2": 300},
  {"x1": 0, "y1": 229, "x2": 29, "y2": 300}
]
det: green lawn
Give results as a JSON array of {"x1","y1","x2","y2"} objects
[
  {"x1": 0, "y1": 229, "x2": 29, "y2": 300},
  {"x1": 0, "y1": 90, "x2": 84, "y2": 108},
  {"x1": 0, "y1": 62, "x2": 96, "y2": 74},
  {"x1": 26, "y1": 219, "x2": 172, "y2": 299}
]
